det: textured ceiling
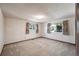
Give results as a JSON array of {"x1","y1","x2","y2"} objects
[{"x1": 0, "y1": 3, "x2": 75, "y2": 22}]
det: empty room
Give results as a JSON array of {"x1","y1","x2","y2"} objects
[{"x1": 0, "y1": 3, "x2": 76, "y2": 56}]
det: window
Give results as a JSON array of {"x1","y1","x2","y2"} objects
[
  {"x1": 47, "y1": 22, "x2": 62, "y2": 33},
  {"x1": 26, "y1": 22, "x2": 39, "y2": 34}
]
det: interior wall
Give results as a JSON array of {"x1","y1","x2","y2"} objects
[
  {"x1": 0, "y1": 8, "x2": 4, "y2": 54},
  {"x1": 43, "y1": 17, "x2": 75, "y2": 44},
  {"x1": 4, "y1": 17, "x2": 42, "y2": 44}
]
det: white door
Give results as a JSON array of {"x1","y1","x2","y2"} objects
[{"x1": 0, "y1": 8, "x2": 4, "y2": 54}]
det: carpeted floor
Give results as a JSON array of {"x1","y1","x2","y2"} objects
[{"x1": 1, "y1": 38, "x2": 76, "y2": 56}]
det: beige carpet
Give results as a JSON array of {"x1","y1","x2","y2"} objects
[{"x1": 1, "y1": 38, "x2": 76, "y2": 56}]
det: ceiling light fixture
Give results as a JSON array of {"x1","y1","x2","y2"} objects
[{"x1": 34, "y1": 15, "x2": 46, "y2": 19}]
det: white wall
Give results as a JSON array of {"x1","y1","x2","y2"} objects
[
  {"x1": 43, "y1": 17, "x2": 75, "y2": 44},
  {"x1": 0, "y1": 8, "x2": 4, "y2": 54},
  {"x1": 4, "y1": 17, "x2": 42, "y2": 44}
]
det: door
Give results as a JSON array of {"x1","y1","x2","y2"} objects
[
  {"x1": 0, "y1": 8, "x2": 4, "y2": 54},
  {"x1": 76, "y1": 3, "x2": 79, "y2": 56}
]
